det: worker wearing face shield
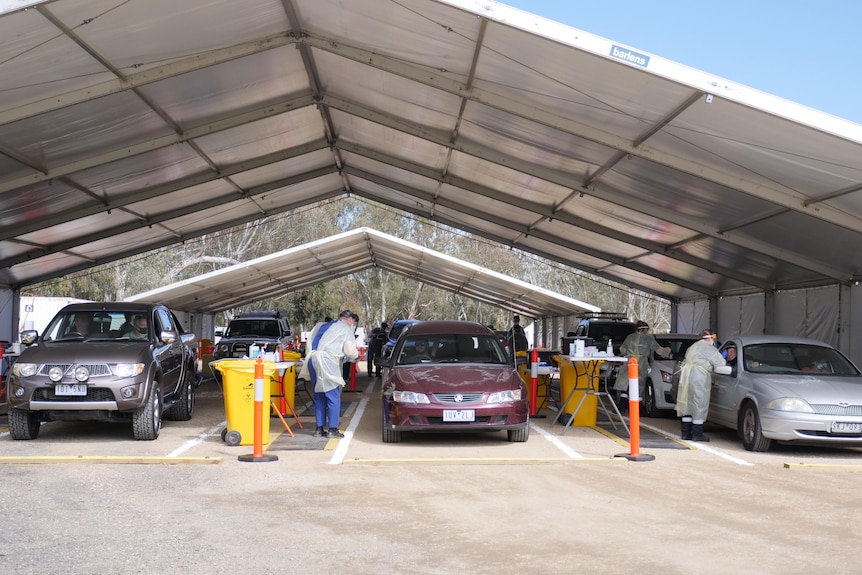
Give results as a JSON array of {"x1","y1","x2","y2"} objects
[{"x1": 675, "y1": 329, "x2": 725, "y2": 441}]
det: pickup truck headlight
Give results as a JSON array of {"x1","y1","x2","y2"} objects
[
  {"x1": 111, "y1": 363, "x2": 145, "y2": 378},
  {"x1": 13, "y1": 363, "x2": 38, "y2": 377}
]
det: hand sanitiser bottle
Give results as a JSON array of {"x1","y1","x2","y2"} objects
[{"x1": 606, "y1": 339, "x2": 614, "y2": 356}]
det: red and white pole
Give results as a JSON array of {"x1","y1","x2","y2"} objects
[
  {"x1": 529, "y1": 348, "x2": 539, "y2": 416},
  {"x1": 238, "y1": 357, "x2": 278, "y2": 462}
]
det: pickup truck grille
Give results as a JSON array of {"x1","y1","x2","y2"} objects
[{"x1": 38, "y1": 364, "x2": 113, "y2": 377}]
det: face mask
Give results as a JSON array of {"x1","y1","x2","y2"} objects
[{"x1": 137, "y1": 325, "x2": 148, "y2": 334}]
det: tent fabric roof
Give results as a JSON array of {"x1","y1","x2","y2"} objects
[
  {"x1": 125, "y1": 227, "x2": 599, "y2": 317},
  {"x1": 2, "y1": 0, "x2": 862, "y2": 307}
]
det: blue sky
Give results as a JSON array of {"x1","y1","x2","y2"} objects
[{"x1": 503, "y1": 1, "x2": 862, "y2": 125}]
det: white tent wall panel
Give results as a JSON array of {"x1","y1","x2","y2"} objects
[
  {"x1": 676, "y1": 299, "x2": 711, "y2": 335},
  {"x1": 716, "y1": 294, "x2": 765, "y2": 341}
]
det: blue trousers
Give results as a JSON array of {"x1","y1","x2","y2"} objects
[
  {"x1": 309, "y1": 360, "x2": 341, "y2": 428},
  {"x1": 313, "y1": 386, "x2": 341, "y2": 429}
]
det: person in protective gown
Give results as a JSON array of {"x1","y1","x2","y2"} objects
[
  {"x1": 675, "y1": 329, "x2": 725, "y2": 441},
  {"x1": 300, "y1": 310, "x2": 359, "y2": 438},
  {"x1": 612, "y1": 321, "x2": 670, "y2": 409}
]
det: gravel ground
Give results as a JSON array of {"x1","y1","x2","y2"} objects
[{"x1": 2, "y1": 376, "x2": 861, "y2": 574}]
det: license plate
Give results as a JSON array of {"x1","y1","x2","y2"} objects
[
  {"x1": 831, "y1": 421, "x2": 862, "y2": 433},
  {"x1": 55, "y1": 384, "x2": 87, "y2": 396},
  {"x1": 443, "y1": 409, "x2": 475, "y2": 422}
]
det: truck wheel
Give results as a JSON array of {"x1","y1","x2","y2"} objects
[
  {"x1": 165, "y1": 367, "x2": 195, "y2": 421},
  {"x1": 133, "y1": 382, "x2": 162, "y2": 440},
  {"x1": 9, "y1": 408, "x2": 40, "y2": 440}
]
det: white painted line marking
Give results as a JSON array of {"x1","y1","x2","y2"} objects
[
  {"x1": 167, "y1": 421, "x2": 225, "y2": 458},
  {"x1": 532, "y1": 421, "x2": 584, "y2": 459},
  {"x1": 328, "y1": 379, "x2": 376, "y2": 465},
  {"x1": 639, "y1": 421, "x2": 754, "y2": 466}
]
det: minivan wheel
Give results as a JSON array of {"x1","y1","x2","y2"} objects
[{"x1": 9, "y1": 408, "x2": 40, "y2": 440}]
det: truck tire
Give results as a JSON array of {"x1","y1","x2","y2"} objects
[
  {"x1": 165, "y1": 367, "x2": 195, "y2": 421},
  {"x1": 133, "y1": 382, "x2": 162, "y2": 440},
  {"x1": 9, "y1": 408, "x2": 41, "y2": 440}
]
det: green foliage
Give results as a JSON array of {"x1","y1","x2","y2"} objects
[{"x1": 28, "y1": 196, "x2": 668, "y2": 335}]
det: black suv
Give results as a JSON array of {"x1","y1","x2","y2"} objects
[
  {"x1": 563, "y1": 312, "x2": 637, "y2": 356},
  {"x1": 213, "y1": 310, "x2": 292, "y2": 359},
  {"x1": 563, "y1": 312, "x2": 637, "y2": 388}
]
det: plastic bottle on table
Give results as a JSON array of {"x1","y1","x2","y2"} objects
[{"x1": 606, "y1": 339, "x2": 614, "y2": 356}]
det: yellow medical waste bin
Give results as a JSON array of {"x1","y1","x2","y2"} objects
[
  {"x1": 554, "y1": 356, "x2": 600, "y2": 426},
  {"x1": 212, "y1": 359, "x2": 277, "y2": 446},
  {"x1": 271, "y1": 351, "x2": 302, "y2": 417}
]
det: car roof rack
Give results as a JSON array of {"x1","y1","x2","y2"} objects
[
  {"x1": 575, "y1": 312, "x2": 629, "y2": 321},
  {"x1": 235, "y1": 310, "x2": 287, "y2": 319}
]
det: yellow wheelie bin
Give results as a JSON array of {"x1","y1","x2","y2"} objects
[
  {"x1": 271, "y1": 350, "x2": 303, "y2": 417},
  {"x1": 212, "y1": 359, "x2": 277, "y2": 446}
]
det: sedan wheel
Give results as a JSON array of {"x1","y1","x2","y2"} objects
[
  {"x1": 643, "y1": 383, "x2": 659, "y2": 418},
  {"x1": 507, "y1": 425, "x2": 530, "y2": 442},
  {"x1": 739, "y1": 402, "x2": 772, "y2": 452}
]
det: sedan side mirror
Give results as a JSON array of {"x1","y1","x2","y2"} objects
[{"x1": 714, "y1": 365, "x2": 732, "y2": 375}]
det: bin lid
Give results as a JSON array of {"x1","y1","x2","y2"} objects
[{"x1": 210, "y1": 358, "x2": 280, "y2": 376}]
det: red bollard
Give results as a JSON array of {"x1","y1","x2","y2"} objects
[
  {"x1": 238, "y1": 358, "x2": 278, "y2": 463},
  {"x1": 616, "y1": 357, "x2": 655, "y2": 462},
  {"x1": 529, "y1": 348, "x2": 539, "y2": 416}
]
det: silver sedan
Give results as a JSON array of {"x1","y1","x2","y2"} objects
[{"x1": 710, "y1": 335, "x2": 862, "y2": 451}]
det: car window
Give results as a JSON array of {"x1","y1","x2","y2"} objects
[
  {"x1": 42, "y1": 310, "x2": 145, "y2": 341},
  {"x1": 225, "y1": 319, "x2": 279, "y2": 337},
  {"x1": 654, "y1": 338, "x2": 697, "y2": 361},
  {"x1": 743, "y1": 343, "x2": 861, "y2": 376},
  {"x1": 395, "y1": 334, "x2": 508, "y2": 365}
]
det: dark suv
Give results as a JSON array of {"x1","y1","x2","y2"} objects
[
  {"x1": 375, "y1": 319, "x2": 419, "y2": 370},
  {"x1": 564, "y1": 312, "x2": 637, "y2": 356},
  {"x1": 563, "y1": 312, "x2": 637, "y2": 388},
  {"x1": 213, "y1": 310, "x2": 292, "y2": 360},
  {"x1": 9, "y1": 302, "x2": 198, "y2": 440}
]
